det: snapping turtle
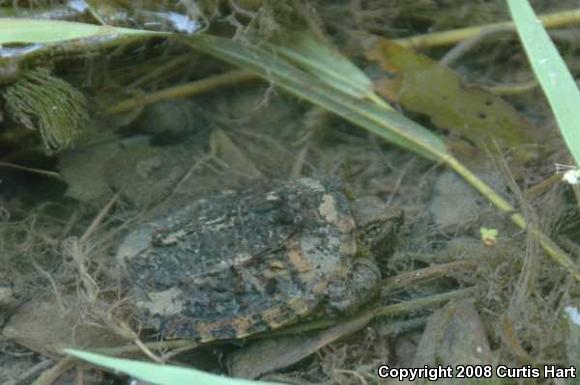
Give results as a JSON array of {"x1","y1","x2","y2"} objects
[{"x1": 117, "y1": 178, "x2": 402, "y2": 342}]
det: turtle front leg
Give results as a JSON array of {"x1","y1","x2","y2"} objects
[{"x1": 326, "y1": 258, "x2": 381, "y2": 314}]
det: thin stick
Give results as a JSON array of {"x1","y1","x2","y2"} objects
[
  {"x1": 266, "y1": 287, "x2": 478, "y2": 337},
  {"x1": 382, "y1": 260, "x2": 477, "y2": 292},
  {"x1": 32, "y1": 358, "x2": 74, "y2": 385},
  {"x1": 480, "y1": 79, "x2": 538, "y2": 95},
  {"x1": 372, "y1": 287, "x2": 480, "y2": 318},
  {"x1": 447, "y1": 155, "x2": 580, "y2": 281},
  {"x1": 108, "y1": 70, "x2": 257, "y2": 114},
  {"x1": 0, "y1": 161, "x2": 62, "y2": 180},
  {"x1": 395, "y1": 8, "x2": 580, "y2": 49},
  {"x1": 79, "y1": 193, "x2": 119, "y2": 244},
  {"x1": 439, "y1": 25, "x2": 512, "y2": 66}
]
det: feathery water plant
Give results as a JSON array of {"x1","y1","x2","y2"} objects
[{"x1": 4, "y1": 68, "x2": 88, "y2": 152}]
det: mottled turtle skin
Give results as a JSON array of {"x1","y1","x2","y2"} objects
[{"x1": 117, "y1": 178, "x2": 401, "y2": 342}]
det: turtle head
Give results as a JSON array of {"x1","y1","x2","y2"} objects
[
  {"x1": 350, "y1": 196, "x2": 404, "y2": 260},
  {"x1": 326, "y1": 196, "x2": 403, "y2": 314}
]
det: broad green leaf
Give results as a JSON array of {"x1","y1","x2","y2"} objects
[
  {"x1": 364, "y1": 36, "x2": 541, "y2": 162},
  {"x1": 66, "y1": 349, "x2": 282, "y2": 385},
  {"x1": 0, "y1": 18, "x2": 165, "y2": 45},
  {"x1": 507, "y1": 0, "x2": 580, "y2": 166}
]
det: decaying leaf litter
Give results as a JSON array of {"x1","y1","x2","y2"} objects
[{"x1": 0, "y1": 1, "x2": 579, "y2": 384}]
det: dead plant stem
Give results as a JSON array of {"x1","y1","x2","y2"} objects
[
  {"x1": 372, "y1": 287, "x2": 480, "y2": 318},
  {"x1": 93, "y1": 339, "x2": 196, "y2": 357},
  {"x1": 0, "y1": 161, "x2": 62, "y2": 180},
  {"x1": 108, "y1": 70, "x2": 257, "y2": 114},
  {"x1": 271, "y1": 287, "x2": 477, "y2": 336},
  {"x1": 446, "y1": 155, "x2": 580, "y2": 281},
  {"x1": 395, "y1": 8, "x2": 580, "y2": 49},
  {"x1": 79, "y1": 194, "x2": 118, "y2": 244},
  {"x1": 382, "y1": 260, "x2": 477, "y2": 292},
  {"x1": 32, "y1": 358, "x2": 74, "y2": 385}
]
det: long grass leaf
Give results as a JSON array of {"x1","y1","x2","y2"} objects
[
  {"x1": 185, "y1": 35, "x2": 447, "y2": 161},
  {"x1": 0, "y1": 18, "x2": 165, "y2": 45},
  {"x1": 507, "y1": 1, "x2": 580, "y2": 166},
  {"x1": 66, "y1": 349, "x2": 282, "y2": 385},
  {"x1": 268, "y1": 32, "x2": 374, "y2": 100}
]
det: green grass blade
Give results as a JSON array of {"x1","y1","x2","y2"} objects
[
  {"x1": 0, "y1": 18, "x2": 165, "y2": 45},
  {"x1": 507, "y1": 1, "x2": 580, "y2": 166},
  {"x1": 268, "y1": 32, "x2": 374, "y2": 100},
  {"x1": 66, "y1": 349, "x2": 282, "y2": 385},
  {"x1": 185, "y1": 34, "x2": 448, "y2": 161}
]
